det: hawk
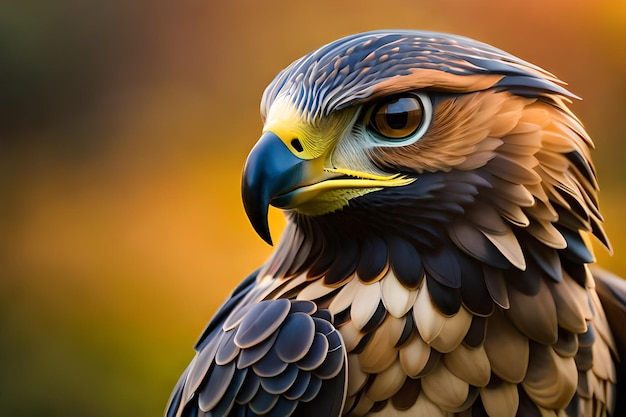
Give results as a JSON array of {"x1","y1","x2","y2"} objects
[{"x1": 166, "y1": 30, "x2": 626, "y2": 416}]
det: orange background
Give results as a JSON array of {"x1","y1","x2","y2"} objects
[{"x1": 1, "y1": 1, "x2": 625, "y2": 415}]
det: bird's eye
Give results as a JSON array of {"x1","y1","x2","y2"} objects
[{"x1": 366, "y1": 93, "x2": 431, "y2": 146}]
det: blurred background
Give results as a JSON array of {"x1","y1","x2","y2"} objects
[{"x1": 1, "y1": 0, "x2": 625, "y2": 415}]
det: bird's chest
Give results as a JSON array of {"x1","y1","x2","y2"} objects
[
  {"x1": 284, "y1": 266, "x2": 479, "y2": 415},
  {"x1": 274, "y1": 260, "x2": 614, "y2": 417}
]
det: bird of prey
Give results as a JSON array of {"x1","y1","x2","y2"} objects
[{"x1": 165, "y1": 30, "x2": 626, "y2": 416}]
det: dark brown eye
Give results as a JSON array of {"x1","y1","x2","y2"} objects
[{"x1": 369, "y1": 95, "x2": 425, "y2": 140}]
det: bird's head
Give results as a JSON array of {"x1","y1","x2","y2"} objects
[{"x1": 241, "y1": 30, "x2": 607, "y2": 281}]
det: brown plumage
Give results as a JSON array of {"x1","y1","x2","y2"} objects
[{"x1": 166, "y1": 30, "x2": 626, "y2": 416}]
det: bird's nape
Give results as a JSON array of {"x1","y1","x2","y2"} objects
[{"x1": 166, "y1": 30, "x2": 626, "y2": 417}]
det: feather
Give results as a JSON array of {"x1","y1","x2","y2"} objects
[
  {"x1": 308, "y1": 239, "x2": 337, "y2": 280},
  {"x1": 380, "y1": 268, "x2": 418, "y2": 318},
  {"x1": 357, "y1": 235, "x2": 389, "y2": 282},
  {"x1": 347, "y1": 354, "x2": 368, "y2": 397},
  {"x1": 271, "y1": 273, "x2": 309, "y2": 300},
  {"x1": 234, "y1": 300, "x2": 291, "y2": 349},
  {"x1": 328, "y1": 277, "x2": 359, "y2": 316},
  {"x1": 399, "y1": 335, "x2": 431, "y2": 377},
  {"x1": 223, "y1": 302, "x2": 255, "y2": 334},
  {"x1": 296, "y1": 277, "x2": 341, "y2": 302},
  {"x1": 337, "y1": 320, "x2": 366, "y2": 352},
  {"x1": 444, "y1": 343, "x2": 491, "y2": 387},
  {"x1": 286, "y1": 229, "x2": 315, "y2": 277},
  {"x1": 249, "y1": 389, "x2": 279, "y2": 414},
  {"x1": 488, "y1": 153, "x2": 542, "y2": 184},
  {"x1": 215, "y1": 329, "x2": 241, "y2": 366},
  {"x1": 423, "y1": 246, "x2": 462, "y2": 288},
  {"x1": 482, "y1": 228, "x2": 526, "y2": 271},
  {"x1": 426, "y1": 275, "x2": 462, "y2": 316},
  {"x1": 557, "y1": 226, "x2": 596, "y2": 264},
  {"x1": 516, "y1": 387, "x2": 542, "y2": 417},
  {"x1": 348, "y1": 393, "x2": 375, "y2": 416},
  {"x1": 591, "y1": 334, "x2": 615, "y2": 383},
  {"x1": 259, "y1": 364, "x2": 299, "y2": 394},
  {"x1": 313, "y1": 340, "x2": 345, "y2": 379},
  {"x1": 297, "y1": 332, "x2": 329, "y2": 371},
  {"x1": 463, "y1": 316, "x2": 486, "y2": 347},
  {"x1": 522, "y1": 342, "x2": 578, "y2": 409},
  {"x1": 466, "y1": 202, "x2": 510, "y2": 235},
  {"x1": 484, "y1": 309, "x2": 529, "y2": 383},
  {"x1": 548, "y1": 274, "x2": 590, "y2": 333},
  {"x1": 413, "y1": 280, "x2": 445, "y2": 343},
  {"x1": 482, "y1": 265, "x2": 509, "y2": 309},
  {"x1": 449, "y1": 221, "x2": 511, "y2": 269},
  {"x1": 358, "y1": 315, "x2": 400, "y2": 373},
  {"x1": 457, "y1": 254, "x2": 493, "y2": 317},
  {"x1": 505, "y1": 258, "x2": 542, "y2": 296},
  {"x1": 361, "y1": 300, "x2": 387, "y2": 333},
  {"x1": 324, "y1": 239, "x2": 359, "y2": 285},
  {"x1": 350, "y1": 281, "x2": 383, "y2": 331},
  {"x1": 198, "y1": 361, "x2": 236, "y2": 411},
  {"x1": 409, "y1": 394, "x2": 448, "y2": 417},
  {"x1": 366, "y1": 360, "x2": 407, "y2": 401},
  {"x1": 553, "y1": 327, "x2": 579, "y2": 358},
  {"x1": 565, "y1": 150, "x2": 597, "y2": 188},
  {"x1": 486, "y1": 175, "x2": 536, "y2": 207},
  {"x1": 299, "y1": 376, "x2": 322, "y2": 402},
  {"x1": 289, "y1": 299, "x2": 318, "y2": 315},
  {"x1": 479, "y1": 379, "x2": 519, "y2": 417},
  {"x1": 429, "y1": 306, "x2": 472, "y2": 353},
  {"x1": 505, "y1": 278, "x2": 558, "y2": 344},
  {"x1": 183, "y1": 334, "x2": 222, "y2": 403},
  {"x1": 274, "y1": 313, "x2": 316, "y2": 363},
  {"x1": 266, "y1": 397, "x2": 298, "y2": 417},
  {"x1": 211, "y1": 367, "x2": 248, "y2": 416},
  {"x1": 489, "y1": 193, "x2": 531, "y2": 227},
  {"x1": 523, "y1": 239, "x2": 563, "y2": 281},
  {"x1": 237, "y1": 331, "x2": 279, "y2": 369},
  {"x1": 284, "y1": 370, "x2": 311, "y2": 400},
  {"x1": 388, "y1": 235, "x2": 424, "y2": 289},
  {"x1": 421, "y1": 362, "x2": 470, "y2": 411},
  {"x1": 235, "y1": 372, "x2": 260, "y2": 404},
  {"x1": 313, "y1": 307, "x2": 333, "y2": 323},
  {"x1": 252, "y1": 345, "x2": 289, "y2": 378},
  {"x1": 265, "y1": 225, "x2": 301, "y2": 278},
  {"x1": 391, "y1": 377, "x2": 421, "y2": 411},
  {"x1": 298, "y1": 361, "x2": 347, "y2": 417},
  {"x1": 396, "y1": 310, "x2": 415, "y2": 347},
  {"x1": 195, "y1": 269, "x2": 259, "y2": 349},
  {"x1": 524, "y1": 191, "x2": 559, "y2": 222}
]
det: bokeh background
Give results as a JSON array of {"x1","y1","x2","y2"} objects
[{"x1": 1, "y1": 1, "x2": 625, "y2": 415}]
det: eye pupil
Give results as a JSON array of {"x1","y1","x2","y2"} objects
[
  {"x1": 291, "y1": 138, "x2": 304, "y2": 152},
  {"x1": 384, "y1": 111, "x2": 408, "y2": 130},
  {"x1": 368, "y1": 95, "x2": 426, "y2": 140}
]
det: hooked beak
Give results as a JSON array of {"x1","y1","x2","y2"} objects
[
  {"x1": 241, "y1": 131, "x2": 306, "y2": 245},
  {"x1": 241, "y1": 131, "x2": 415, "y2": 245}
]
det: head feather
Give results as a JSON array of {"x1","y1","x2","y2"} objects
[{"x1": 261, "y1": 30, "x2": 575, "y2": 122}]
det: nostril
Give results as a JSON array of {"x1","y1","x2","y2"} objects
[{"x1": 290, "y1": 138, "x2": 304, "y2": 153}]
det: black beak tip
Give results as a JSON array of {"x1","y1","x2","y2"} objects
[
  {"x1": 241, "y1": 131, "x2": 305, "y2": 247},
  {"x1": 259, "y1": 227, "x2": 274, "y2": 246},
  {"x1": 241, "y1": 183, "x2": 274, "y2": 246},
  {"x1": 251, "y1": 211, "x2": 274, "y2": 246}
]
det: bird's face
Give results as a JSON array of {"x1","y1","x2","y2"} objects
[
  {"x1": 241, "y1": 31, "x2": 598, "y2": 249},
  {"x1": 252, "y1": 92, "x2": 426, "y2": 213}
]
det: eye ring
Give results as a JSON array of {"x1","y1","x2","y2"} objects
[{"x1": 366, "y1": 93, "x2": 431, "y2": 146}]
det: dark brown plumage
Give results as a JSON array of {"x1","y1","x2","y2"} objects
[{"x1": 166, "y1": 30, "x2": 626, "y2": 417}]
